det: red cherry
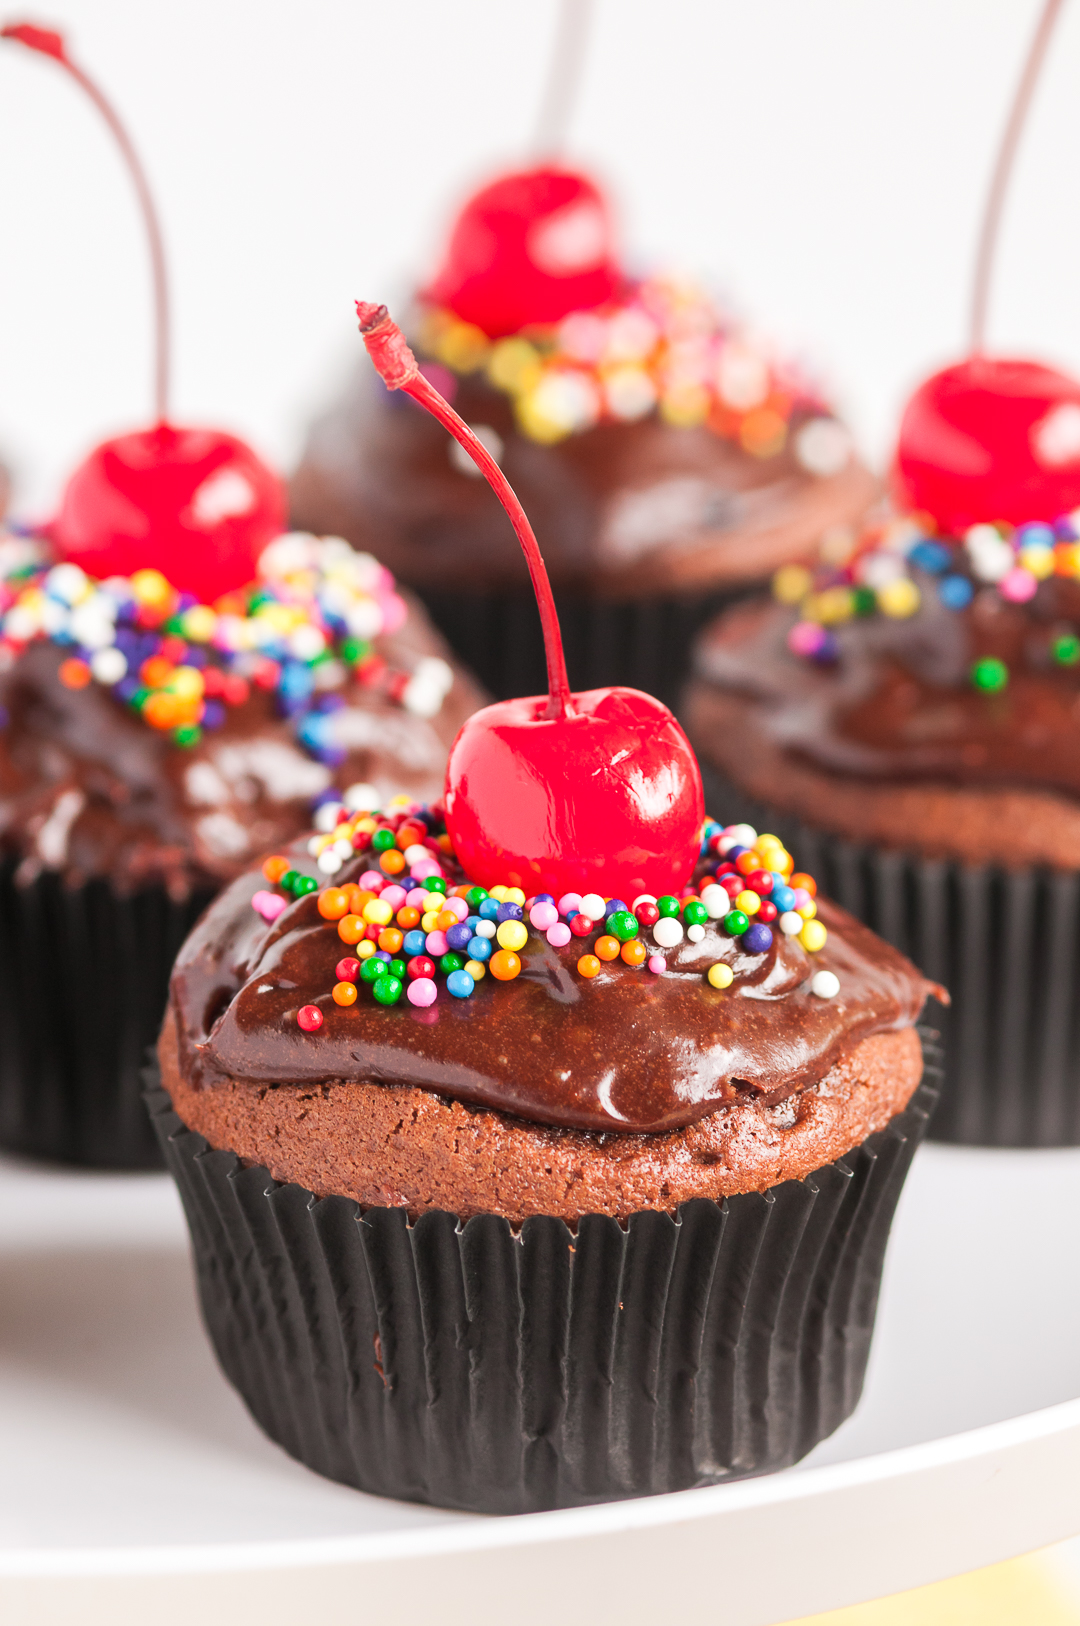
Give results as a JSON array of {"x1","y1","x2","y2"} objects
[
  {"x1": 51, "y1": 424, "x2": 286, "y2": 602},
  {"x1": 893, "y1": 357, "x2": 1080, "y2": 532},
  {"x1": 422, "y1": 166, "x2": 622, "y2": 339},
  {"x1": 445, "y1": 687, "x2": 703, "y2": 900}
]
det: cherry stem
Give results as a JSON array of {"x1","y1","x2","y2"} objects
[
  {"x1": 969, "y1": 0, "x2": 1064, "y2": 356},
  {"x1": 356, "y1": 302, "x2": 573, "y2": 720},
  {"x1": 531, "y1": 0, "x2": 595, "y2": 157},
  {"x1": 1, "y1": 22, "x2": 171, "y2": 423}
]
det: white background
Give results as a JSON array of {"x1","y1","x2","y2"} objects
[{"x1": 0, "y1": 0, "x2": 1076, "y2": 514}]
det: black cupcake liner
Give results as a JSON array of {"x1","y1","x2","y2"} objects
[
  {"x1": 146, "y1": 1048, "x2": 938, "y2": 1514},
  {"x1": 0, "y1": 860, "x2": 214, "y2": 1168},
  {"x1": 415, "y1": 584, "x2": 750, "y2": 713},
  {"x1": 699, "y1": 762, "x2": 1080, "y2": 1147}
]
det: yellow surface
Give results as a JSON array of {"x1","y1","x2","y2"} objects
[{"x1": 786, "y1": 1550, "x2": 1080, "y2": 1624}]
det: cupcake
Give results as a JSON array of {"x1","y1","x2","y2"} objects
[
  {"x1": 149, "y1": 304, "x2": 940, "y2": 1514},
  {"x1": 290, "y1": 165, "x2": 875, "y2": 709},
  {"x1": 685, "y1": 355, "x2": 1080, "y2": 1146},
  {"x1": 0, "y1": 519, "x2": 481, "y2": 1169}
]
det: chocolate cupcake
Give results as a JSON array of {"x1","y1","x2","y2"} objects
[
  {"x1": 290, "y1": 166, "x2": 875, "y2": 708},
  {"x1": 685, "y1": 360, "x2": 1080, "y2": 1145},
  {"x1": 0, "y1": 522, "x2": 482, "y2": 1168},
  {"x1": 150, "y1": 302, "x2": 938, "y2": 1514},
  {"x1": 151, "y1": 798, "x2": 938, "y2": 1513}
]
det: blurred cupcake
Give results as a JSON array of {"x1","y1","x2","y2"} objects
[
  {"x1": 686, "y1": 355, "x2": 1080, "y2": 1145},
  {"x1": 0, "y1": 514, "x2": 482, "y2": 1168},
  {"x1": 290, "y1": 165, "x2": 874, "y2": 708},
  {"x1": 151, "y1": 798, "x2": 938, "y2": 1512}
]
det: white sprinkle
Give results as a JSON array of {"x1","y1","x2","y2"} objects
[
  {"x1": 90, "y1": 646, "x2": 127, "y2": 685},
  {"x1": 779, "y1": 911, "x2": 804, "y2": 935},
  {"x1": 700, "y1": 884, "x2": 729, "y2": 919},
  {"x1": 725, "y1": 824, "x2": 757, "y2": 847},
  {"x1": 810, "y1": 970, "x2": 840, "y2": 999},
  {"x1": 317, "y1": 849, "x2": 344, "y2": 874},
  {"x1": 314, "y1": 801, "x2": 346, "y2": 832},
  {"x1": 343, "y1": 782, "x2": 381, "y2": 813},
  {"x1": 794, "y1": 417, "x2": 852, "y2": 477},
  {"x1": 652, "y1": 916, "x2": 684, "y2": 949},
  {"x1": 631, "y1": 893, "x2": 657, "y2": 912},
  {"x1": 474, "y1": 920, "x2": 497, "y2": 940},
  {"x1": 687, "y1": 922, "x2": 706, "y2": 943},
  {"x1": 580, "y1": 892, "x2": 606, "y2": 920}
]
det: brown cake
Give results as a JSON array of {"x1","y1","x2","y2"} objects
[{"x1": 290, "y1": 165, "x2": 876, "y2": 706}]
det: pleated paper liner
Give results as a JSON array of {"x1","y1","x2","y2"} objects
[
  {"x1": 698, "y1": 762, "x2": 1080, "y2": 1147},
  {"x1": 0, "y1": 860, "x2": 214, "y2": 1168},
  {"x1": 146, "y1": 1047, "x2": 938, "y2": 1515},
  {"x1": 414, "y1": 583, "x2": 750, "y2": 713}
]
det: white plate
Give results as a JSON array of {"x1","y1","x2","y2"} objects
[{"x1": 2, "y1": 1140, "x2": 1080, "y2": 1626}]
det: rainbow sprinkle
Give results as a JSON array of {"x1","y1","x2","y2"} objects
[
  {"x1": 0, "y1": 529, "x2": 453, "y2": 761},
  {"x1": 414, "y1": 275, "x2": 851, "y2": 469},
  {"x1": 251, "y1": 807, "x2": 832, "y2": 1026},
  {"x1": 776, "y1": 505, "x2": 1080, "y2": 691}
]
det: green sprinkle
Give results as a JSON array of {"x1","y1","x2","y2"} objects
[
  {"x1": 1053, "y1": 633, "x2": 1080, "y2": 666},
  {"x1": 466, "y1": 886, "x2": 489, "y2": 908},
  {"x1": 656, "y1": 895, "x2": 681, "y2": 918},
  {"x1": 173, "y1": 723, "x2": 202, "y2": 747},
  {"x1": 292, "y1": 875, "x2": 319, "y2": 896},
  {"x1": 340, "y1": 636, "x2": 371, "y2": 666},
  {"x1": 425, "y1": 876, "x2": 448, "y2": 896},
  {"x1": 853, "y1": 586, "x2": 878, "y2": 617},
  {"x1": 971, "y1": 656, "x2": 1009, "y2": 693},
  {"x1": 281, "y1": 870, "x2": 300, "y2": 892},
  {"x1": 385, "y1": 959, "x2": 407, "y2": 981},
  {"x1": 440, "y1": 951, "x2": 465, "y2": 974},
  {"x1": 371, "y1": 828, "x2": 397, "y2": 852},
  {"x1": 372, "y1": 975, "x2": 403, "y2": 1005},
  {"x1": 682, "y1": 900, "x2": 708, "y2": 926},
  {"x1": 359, "y1": 957, "x2": 385, "y2": 984},
  {"x1": 606, "y1": 910, "x2": 639, "y2": 941},
  {"x1": 723, "y1": 910, "x2": 750, "y2": 937}
]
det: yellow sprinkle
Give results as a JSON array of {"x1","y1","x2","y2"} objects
[
  {"x1": 800, "y1": 920, "x2": 827, "y2": 953},
  {"x1": 487, "y1": 338, "x2": 542, "y2": 395},
  {"x1": 877, "y1": 578, "x2": 921, "y2": 618},
  {"x1": 464, "y1": 959, "x2": 487, "y2": 981},
  {"x1": 496, "y1": 920, "x2": 529, "y2": 952},
  {"x1": 797, "y1": 899, "x2": 817, "y2": 920},
  {"x1": 356, "y1": 940, "x2": 377, "y2": 960},
  {"x1": 773, "y1": 564, "x2": 814, "y2": 607},
  {"x1": 130, "y1": 568, "x2": 172, "y2": 608},
  {"x1": 489, "y1": 886, "x2": 509, "y2": 903},
  {"x1": 735, "y1": 889, "x2": 762, "y2": 916},
  {"x1": 362, "y1": 899, "x2": 393, "y2": 926},
  {"x1": 421, "y1": 910, "x2": 441, "y2": 932},
  {"x1": 659, "y1": 384, "x2": 710, "y2": 428},
  {"x1": 1020, "y1": 543, "x2": 1055, "y2": 579},
  {"x1": 707, "y1": 962, "x2": 734, "y2": 989},
  {"x1": 181, "y1": 605, "x2": 217, "y2": 642},
  {"x1": 168, "y1": 665, "x2": 205, "y2": 701},
  {"x1": 437, "y1": 321, "x2": 491, "y2": 374},
  {"x1": 504, "y1": 887, "x2": 526, "y2": 906},
  {"x1": 805, "y1": 586, "x2": 854, "y2": 625}
]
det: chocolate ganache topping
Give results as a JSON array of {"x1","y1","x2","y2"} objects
[
  {"x1": 171, "y1": 825, "x2": 935, "y2": 1137},
  {"x1": 694, "y1": 508, "x2": 1080, "y2": 799}
]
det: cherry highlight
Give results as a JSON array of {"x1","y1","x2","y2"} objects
[
  {"x1": 1, "y1": 21, "x2": 172, "y2": 422},
  {"x1": 356, "y1": 301, "x2": 573, "y2": 721}
]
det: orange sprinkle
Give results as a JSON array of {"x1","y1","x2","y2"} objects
[
  {"x1": 735, "y1": 852, "x2": 758, "y2": 876},
  {"x1": 317, "y1": 887, "x2": 351, "y2": 921},
  {"x1": 790, "y1": 872, "x2": 817, "y2": 897},
  {"x1": 262, "y1": 855, "x2": 290, "y2": 884},
  {"x1": 332, "y1": 981, "x2": 358, "y2": 1007},
  {"x1": 140, "y1": 655, "x2": 174, "y2": 689},
  {"x1": 594, "y1": 935, "x2": 620, "y2": 961},
  {"x1": 143, "y1": 692, "x2": 183, "y2": 730},
  {"x1": 435, "y1": 834, "x2": 454, "y2": 853},
  {"x1": 337, "y1": 914, "x2": 366, "y2": 945},
  {"x1": 58, "y1": 657, "x2": 92, "y2": 689},
  {"x1": 379, "y1": 848, "x2": 406, "y2": 875},
  {"x1": 489, "y1": 949, "x2": 521, "y2": 981},
  {"x1": 395, "y1": 822, "x2": 426, "y2": 851},
  {"x1": 577, "y1": 954, "x2": 601, "y2": 979},
  {"x1": 346, "y1": 886, "x2": 374, "y2": 914},
  {"x1": 450, "y1": 884, "x2": 472, "y2": 899},
  {"x1": 378, "y1": 927, "x2": 404, "y2": 954},
  {"x1": 435, "y1": 909, "x2": 458, "y2": 932},
  {"x1": 396, "y1": 906, "x2": 421, "y2": 930},
  {"x1": 621, "y1": 939, "x2": 647, "y2": 967}
]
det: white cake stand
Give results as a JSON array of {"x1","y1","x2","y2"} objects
[{"x1": 1, "y1": 1138, "x2": 1079, "y2": 1626}]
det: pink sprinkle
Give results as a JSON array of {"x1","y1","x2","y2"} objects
[
  {"x1": 546, "y1": 922, "x2": 572, "y2": 948},
  {"x1": 411, "y1": 859, "x2": 443, "y2": 880},
  {"x1": 999, "y1": 566, "x2": 1038, "y2": 603},
  {"x1": 530, "y1": 902, "x2": 559, "y2": 930},
  {"x1": 380, "y1": 884, "x2": 407, "y2": 912},
  {"x1": 407, "y1": 977, "x2": 438, "y2": 1008},
  {"x1": 425, "y1": 930, "x2": 449, "y2": 957},
  {"x1": 381, "y1": 592, "x2": 409, "y2": 634},
  {"x1": 558, "y1": 892, "x2": 583, "y2": 916},
  {"x1": 648, "y1": 955, "x2": 666, "y2": 975},
  {"x1": 792, "y1": 888, "x2": 811, "y2": 911},
  {"x1": 251, "y1": 890, "x2": 287, "y2": 922},
  {"x1": 443, "y1": 895, "x2": 470, "y2": 922},
  {"x1": 787, "y1": 621, "x2": 827, "y2": 658},
  {"x1": 359, "y1": 870, "x2": 384, "y2": 891}
]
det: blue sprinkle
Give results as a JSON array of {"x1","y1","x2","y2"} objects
[
  {"x1": 446, "y1": 923, "x2": 472, "y2": 951},
  {"x1": 467, "y1": 935, "x2": 493, "y2": 962},
  {"x1": 446, "y1": 969, "x2": 475, "y2": 999},
  {"x1": 399, "y1": 877, "x2": 419, "y2": 893},
  {"x1": 533, "y1": 893, "x2": 555, "y2": 905},
  {"x1": 374, "y1": 951, "x2": 391, "y2": 962},
  {"x1": 564, "y1": 908, "x2": 579, "y2": 921},
  {"x1": 465, "y1": 915, "x2": 482, "y2": 933},
  {"x1": 771, "y1": 884, "x2": 795, "y2": 913},
  {"x1": 496, "y1": 901, "x2": 524, "y2": 923},
  {"x1": 478, "y1": 898, "x2": 501, "y2": 921},
  {"x1": 402, "y1": 929, "x2": 426, "y2": 956},
  {"x1": 939, "y1": 574, "x2": 974, "y2": 610},
  {"x1": 603, "y1": 898, "x2": 628, "y2": 918},
  {"x1": 743, "y1": 924, "x2": 774, "y2": 955},
  {"x1": 908, "y1": 540, "x2": 951, "y2": 574},
  {"x1": 1018, "y1": 522, "x2": 1055, "y2": 550},
  {"x1": 727, "y1": 845, "x2": 748, "y2": 862}
]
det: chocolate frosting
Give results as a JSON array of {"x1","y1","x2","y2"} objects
[
  {"x1": 0, "y1": 596, "x2": 484, "y2": 894},
  {"x1": 290, "y1": 370, "x2": 877, "y2": 599},
  {"x1": 171, "y1": 842, "x2": 935, "y2": 1136},
  {"x1": 693, "y1": 577, "x2": 1080, "y2": 799}
]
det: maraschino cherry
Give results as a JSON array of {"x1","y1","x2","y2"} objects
[
  {"x1": 1, "y1": 22, "x2": 285, "y2": 601},
  {"x1": 356, "y1": 302, "x2": 703, "y2": 900},
  {"x1": 892, "y1": 0, "x2": 1076, "y2": 534},
  {"x1": 422, "y1": 165, "x2": 622, "y2": 339}
]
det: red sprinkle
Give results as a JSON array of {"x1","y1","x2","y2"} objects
[
  {"x1": 745, "y1": 870, "x2": 774, "y2": 896},
  {"x1": 635, "y1": 901, "x2": 660, "y2": 927},
  {"x1": 407, "y1": 955, "x2": 436, "y2": 980},
  {"x1": 336, "y1": 957, "x2": 361, "y2": 982},
  {"x1": 756, "y1": 900, "x2": 778, "y2": 923},
  {"x1": 569, "y1": 913, "x2": 594, "y2": 937},
  {"x1": 297, "y1": 1004, "x2": 324, "y2": 1032}
]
